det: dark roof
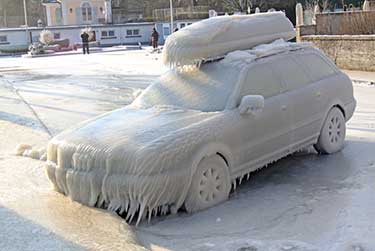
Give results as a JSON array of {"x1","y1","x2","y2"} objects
[{"x1": 41, "y1": 0, "x2": 60, "y2": 4}]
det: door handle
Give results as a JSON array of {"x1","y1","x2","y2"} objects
[{"x1": 281, "y1": 105, "x2": 287, "y2": 111}]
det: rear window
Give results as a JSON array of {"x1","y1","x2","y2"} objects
[
  {"x1": 298, "y1": 53, "x2": 336, "y2": 82},
  {"x1": 271, "y1": 56, "x2": 310, "y2": 91}
]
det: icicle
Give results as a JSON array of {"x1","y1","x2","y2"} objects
[
  {"x1": 148, "y1": 208, "x2": 154, "y2": 223},
  {"x1": 161, "y1": 205, "x2": 168, "y2": 215},
  {"x1": 15, "y1": 143, "x2": 32, "y2": 156},
  {"x1": 136, "y1": 197, "x2": 149, "y2": 226},
  {"x1": 119, "y1": 206, "x2": 125, "y2": 214},
  {"x1": 126, "y1": 202, "x2": 137, "y2": 222},
  {"x1": 170, "y1": 205, "x2": 177, "y2": 214},
  {"x1": 124, "y1": 199, "x2": 129, "y2": 213}
]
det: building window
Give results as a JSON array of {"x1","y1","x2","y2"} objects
[
  {"x1": 81, "y1": 2, "x2": 92, "y2": 22},
  {"x1": 53, "y1": 33, "x2": 61, "y2": 39},
  {"x1": 126, "y1": 29, "x2": 140, "y2": 37},
  {"x1": 101, "y1": 30, "x2": 115, "y2": 38},
  {"x1": 55, "y1": 7, "x2": 62, "y2": 25},
  {"x1": 163, "y1": 27, "x2": 170, "y2": 36},
  {"x1": 0, "y1": 35, "x2": 8, "y2": 43}
]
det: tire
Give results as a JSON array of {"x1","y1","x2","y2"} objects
[
  {"x1": 185, "y1": 155, "x2": 231, "y2": 213},
  {"x1": 314, "y1": 107, "x2": 346, "y2": 154}
]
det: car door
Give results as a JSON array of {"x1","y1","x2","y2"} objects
[
  {"x1": 271, "y1": 54, "x2": 321, "y2": 151},
  {"x1": 231, "y1": 61, "x2": 292, "y2": 174},
  {"x1": 297, "y1": 52, "x2": 338, "y2": 125}
]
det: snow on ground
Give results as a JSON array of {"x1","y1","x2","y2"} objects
[{"x1": 0, "y1": 49, "x2": 374, "y2": 251}]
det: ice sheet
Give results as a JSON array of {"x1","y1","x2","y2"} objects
[{"x1": 1, "y1": 50, "x2": 374, "y2": 251}]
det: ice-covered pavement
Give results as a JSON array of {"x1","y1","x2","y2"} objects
[{"x1": 0, "y1": 50, "x2": 374, "y2": 251}]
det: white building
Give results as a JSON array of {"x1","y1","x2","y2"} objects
[
  {"x1": 42, "y1": 0, "x2": 111, "y2": 26},
  {"x1": 0, "y1": 22, "x2": 155, "y2": 51}
]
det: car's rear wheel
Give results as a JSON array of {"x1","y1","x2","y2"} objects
[
  {"x1": 314, "y1": 107, "x2": 346, "y2": 154},
  {"x1": 185, "y1": 155, "x2": 231, "y2": 213}
]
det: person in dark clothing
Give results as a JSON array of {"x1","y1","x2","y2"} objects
[
  {"x1": 151, "y1": 28, "x2": 159, "y2": 49},
  {"x1": 81, "y1": 32, "x2": 90, "y2": 55}
]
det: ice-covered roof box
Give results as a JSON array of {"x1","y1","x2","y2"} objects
[{"x1": 162, "y1": 12, "x2": 296, "y2": 68}]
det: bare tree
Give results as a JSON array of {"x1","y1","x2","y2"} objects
[
  {"x1": 0, "y1": 0, "x2": 13, "y2": 27},
  {"x1": 221, "y1": 0, "x2": 267, "y2": 13},
  {"x1": 322, "y1": 0, "x2": 330, "y2": 11},
  {"x1": 305, "y1": 0, "x2": 333, "y2": 13}
]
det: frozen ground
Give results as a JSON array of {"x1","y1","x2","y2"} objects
[{"x1": 0, "y1": 49, "x2": 374, "y2": 251}]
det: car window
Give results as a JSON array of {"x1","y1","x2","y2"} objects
[
  {"x1": 298, "y1": 53, "x2": 336, "y2": 82},
  {"x1": 271, "y1": 56, "x2": 310, "y2": 91},
  {"x1": 132, "y1": 61, "x2": 241, "y2": 112},
  {"x1": 241, "y1": 63, "x2": 282, "y2": 99}
]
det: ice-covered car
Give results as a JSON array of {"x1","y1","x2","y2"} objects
[
  {"x1": 45, "y1": 12, "x2": 356, "y2": 224},
  {"x1": 45, "y1": 40, "x2": 356, "y2": 224}
]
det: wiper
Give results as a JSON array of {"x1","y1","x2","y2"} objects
[{"x1": 197, "y1": 55, "x2": 225, "y2": 67}]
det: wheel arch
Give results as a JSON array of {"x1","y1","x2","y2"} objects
[
  {"x1": 179, "y1": 143, "x2": 234, "y2": 208},
  {"x1": 320, "y1": 99, "x2": 346, "y2": 130},
  {"x1": 181, "y1": 143, "x2": 233, "y2": 211},
  {"x1": 315, "y1": 101, "x2": 347, "y2": 154},
  {"x1": 190, "y1": 143, "x2": 233, "y2": 174},
  {"x1": 333, "y1": 104, "x2": 346, "y2": 119}
]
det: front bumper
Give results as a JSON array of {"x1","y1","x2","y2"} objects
[{"x1": 45, "y1": 157, "x2": 190, "y2": 223}]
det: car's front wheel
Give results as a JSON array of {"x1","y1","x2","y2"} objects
[
  {"x1": 314, "y1": 107, "x2": 346, "y2": 154},
  {"x1": 185, "y1": 155, "x2": 231, "y2": 213}
]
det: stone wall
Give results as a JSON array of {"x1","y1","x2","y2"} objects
[
  {"x1": 301, "y1": 35, "x2": 375, "y2": 71},
  {"x1": 296, "y1": 24, "x2": 316, "y2": 41}
]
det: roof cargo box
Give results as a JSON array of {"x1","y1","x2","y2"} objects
[{"x1": 162, "y1": 12, "x2": 296, "y2": 67}]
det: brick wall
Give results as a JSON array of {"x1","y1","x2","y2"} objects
[{"x1": 301, "y1": 35, "x2": 375, "y2": 71}]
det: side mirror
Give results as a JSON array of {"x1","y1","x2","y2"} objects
[{"x1": 239, "y1": 95, "x2": 264, "y2": 115}]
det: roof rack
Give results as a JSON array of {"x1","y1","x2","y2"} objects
[{"x1": 196, "y1": 40, "x2": 312, "y2": 68}]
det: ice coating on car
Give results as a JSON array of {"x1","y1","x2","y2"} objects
[
  {"x1": 162, "y1": 12, "x2": 296, "y2": 68},
  {"x1": 44, "y1": 16, "x2": 356, "y2": 225},
  {"x1": 46, "y1": 106, "x2": 237, "y2": 225},
  {"x1": 221, "y1": 39, "x2": 311, "y2": 66},
  {"x1": 131, "y1": 62, "x2": 241, "y2": 112},
  {"x1": 45, "y1": 54, "x2": 243, "y2": 225}
]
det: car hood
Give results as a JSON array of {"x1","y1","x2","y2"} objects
[{"x1": 48, "y1": 106, "x2": 220, "y2": 174}]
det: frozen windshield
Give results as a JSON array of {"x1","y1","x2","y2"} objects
[{"x1": 132, "y1": 62, "x2": 240, "y2": 112}]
